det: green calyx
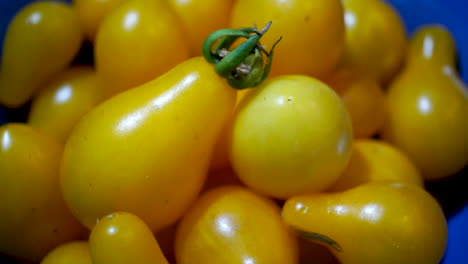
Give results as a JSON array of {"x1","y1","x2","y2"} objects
[{"x1": 202, "y1": 22, "x2": 281, "y2": 90}]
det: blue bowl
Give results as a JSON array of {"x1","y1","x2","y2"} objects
[{"x1": 1, "y1": 0, "x2": 467, "y2": 263}]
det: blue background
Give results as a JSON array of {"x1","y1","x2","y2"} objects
[{"x1": 0, "y1": 0, "x2": 467, "y2": 263}]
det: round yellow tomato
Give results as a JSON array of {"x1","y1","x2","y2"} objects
[
  {"x1": 0, "y1": 1, "x2": 83, "y2": 107},
  {"x1": 340, "y1": 0, "x2": 407, "y2": 83},
  {"x1": 283, "y1": 182, "x2": 448, "y2": 264},
  {"x1": 175, "y1": 185, "x2": 299, "y2": 264},
  {"x1": 28, "y1": 67, "x2": 102, "y2": 143},
  {"x1": 230, "y1": 0, "x2": 345, "y2": 78},
  {"x1": 0, "y1": 124, "x2": 86, "y2": 261},
  {"x1": 41, "y1": 241, "x2": 91, "y2": 264},
  {"x1": 168, "y1": 0, "x2": 234, "y2": 56},
  {"x1": 326, "y1": 69, "x2": 386, "y2": 138},
  {"x1": 73, "y1": 0, "x2": 127, "y2": 40},
  {"x1": 382, "y1": 25, "x2": 468, "y2": 180},
  {"x1": 89, "y1": 212, "x2": 168, "y2": 264},
  {"x1": 60, "y1": 57, "x2": 236, "y2": 232},
  {"x1": 95, "y1": 0, "x2": 190, "y2": 97},
  {"x1": 330, "y1": 139, "x2": 423, "y2": 191},
  {"x1": 230, "y1": 75, "x2": 353, "y2": 199}
]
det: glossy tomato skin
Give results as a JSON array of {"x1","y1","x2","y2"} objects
[
  {"x1": 0, "y1": 124, "x2": 86, "y2": 261},
  {"x1": 41, "y1": 241, "x2": 91, "y2": 264},
  {"x1": 340, "y1": 0, "x2": 407, "y2": 83},
  {"x1": 73, "y1": 0, "x2": 127, "y2": 40},
  {"x1": 28, "y1": 67, "x2": 102, "y2": 143},
  {"x1": 230, "y1": 0, "x2": 345, "y2": 78},
  {"x1": 0, "y1": 2, "x2": 83, "y2": 107},
  {"x1": 95, "y1": 0, "x2": 190, "y2": 97},
  {"x1": 61, "y1": 57, "x2": 236, "y2": 232},
  {"x1": 230, "y1": 75, "x2": 353, "y2": 199},
  {"x1": 168, "y1": 0, "x2": 234, "y2": 56},
  {"x1": 89, "y1": 212, "x2": 168, "y2": 264},
  {"x1": 330, "y1": 139, "x2": 423, "y2": 191},
  {"x1": 382, "y1": 26, "x2": 468, "y2": 180},
  {"x1": 283, "y1": 182, "x2": 448, "y2": 264},
  {"x1": 175, "y1": 185, "x2": 299, "y2": 264}
]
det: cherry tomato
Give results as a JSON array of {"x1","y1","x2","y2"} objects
[
  {"x1": 168, "y1": 0, "x2": 234, "y2": 56},
  {"x1": 230, "y1": 75, "x2": 353, "y2": 199},
  {"x1": 340, "y1": 0, "x2": 407, "y2": 83},
  {"x1": 0, "y1": 124, "x2": 86, "y2": 261},
  {"x1": 95, "y1": 0, "x2": 190, "y2": 97},
  {"x1": 0, "y1": 1, "x2": 83, "y2": 107},
  {"x1": 230, "y1": 0, "x2": 345, "y2": 78},
  {"x1": 41, "y1": 241, "x2": 91, "y2": 264},
  {"x1": 89, "y1": 212, "x2": 168, "y2": 264},
  {"x1": 330, "y1": 139, "x2": 423, "y2": 191},
  {"x1": 325, "y1": 69, "x2": 386, "y2": 138},
  {"x1": 73, "y1": 0, "x2": 127, "y2": 40},
  {"x1": 283, "y1": 182, "x2": 448, "y2": 264},
  {"x1": 382, "y1": 25, "x2": 468, "y2": 180},
  {"x1": 61, "y1": 57, "x2": 236, "y2": 232},
  {"x1": 28, "y1": 67, "x2": 102, "y2": 143},
  {"x1": 175, "y1": 185, "x2": 299, "y2": 264}
]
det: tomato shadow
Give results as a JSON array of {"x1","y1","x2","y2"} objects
[{"x1": 425, "y1": 166, "x2": 468, "y2": 219}]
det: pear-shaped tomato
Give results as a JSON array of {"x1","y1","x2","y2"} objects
[
  {"x1": 283, "y1": 182, "x2": 447, "y2": 264},
  {"x1": 382, "y1": 25, "x2": 468, "y2": 180},
  {"x1": 89, "y1": 212, "x2": 168, "y2": 264},
  {"x1": 0, "y1": 1, "x2": 83, "y2": 107},
  {"x1": 61, "y1": 57, "x2": 236, "y2": 232},
  {"x1": 0, "y1": 124, "x2": 86, "y2": 261}
]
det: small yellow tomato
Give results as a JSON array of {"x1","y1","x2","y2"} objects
[
  {"x1": 175, "y1": 185, "x2": 299, "y2": 264},
  {"x1": 283, "y1": 182, "x2": 448, "y2": 264},
  {"x1": 73, "y1": 0, "x2": 127, "y2": 40},
  {"x1": 230, "y1": 75, "x2": 353, "y2": 199},
  {"x1": 340, "y1": 0, "x2": 407, "y2": 83},
  {"x1": 61, "y1": 57, "x2": 236, "y2": 232},
  {"x1": 168, "y1": 0, "x2": 234, "y2": 56},
  {"x1": 95, "y1": 0, "x2": 190, "y2": 97},
  {"x1": 382, "y1": 25, "x2": 468, "y2": 180},
  {"x1": 28, "y1": 67, "x2": 102, "y2": 143},
  {"x1": 41, "y1": 241, "x2": 91, "y2": 264},
  {"x1": 330, "y1": 139, "x2": 423, "y2": 191},
  {"x1": 326, "y1": 69, "x2": 386, "y2": 138},
  {"x1": 0, "y1": 124, "x2": 86, "y2": 261},
  {"x1": 0, "y1": 1, "x2": 83, "y2": 107},
  {"x1": 230, "y1": 0, "x2": 345, "y2": 78},
  {"x1": 89, "y1": 212, "x2": 168, "y2": 264}
]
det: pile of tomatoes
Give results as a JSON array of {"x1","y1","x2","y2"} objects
[{"x1": 1, "y1": 0, "x2": 467, "y2": 263}]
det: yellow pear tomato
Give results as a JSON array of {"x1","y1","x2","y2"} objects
[{"x1": 41, "y1": 241, "x2": 91, "y2": 264}]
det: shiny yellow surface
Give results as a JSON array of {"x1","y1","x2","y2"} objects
[
  {"x1": 41, "y1": 241, "x2": 91, "y2": 264},
  {"x1": 89, "y1": 212, "x2": 168, "y2": 264},
  {"x1": 340, "y1": 0, "x2": 407, "y2": 83},
  {"x1": 230, "y1": 75, "x2": 353, "y2": 198},
  {"x1": 73, "y1": 0, "x2": 126, "y2": 40},
  {"x1": 0, "y1": 124, "x2": 85, "y2": 261},
  {"x1": 168, "y1": 0, "x2": 234, "y2": 56},
  {"x1": 283, "y1": 182, "x2": 448, "y2": 264},
  {"x1": 331, "y1": 139, "x2": 423, "y2": 191},
  {"x1": 175, "y1": 186, "x2": 299, "y2": 264},
  {"x1": 326, "y1": 70, "x2": 386, "y2": 138},
  {"x1": 60, "y1": 57, "x2": 236, "y2": 232},
  {"x1": 0, "y1": 2, "x2": 83, "y2": 107},
  {"x1": 28, "y1": 67, "x2": 102, "y2": 143},
  {"x1": 95, "y1": 0, "x2": 190, "y2": 97},
  {"x1": 230, "y1": 0, "x2": 344, "y2": 78},
  {"x1": 382, "y1": 26, "x2": 468, "y2": 180}
]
